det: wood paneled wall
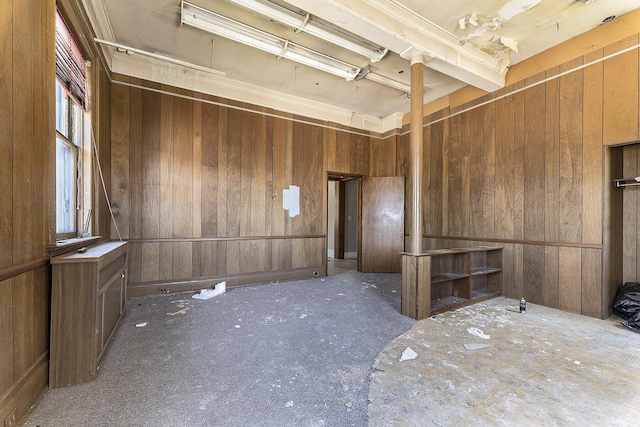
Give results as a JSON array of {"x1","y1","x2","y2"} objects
[
  {"x1": 0, "y1": 0, "x2": 113, "y2": 422},
  {"x1": 110, "y1": 77, "x2": 394, "y2": 294},
  {"x1": 0, "y1": 0, "x2": 54, "y2": 423},
  {"x1": 621, "y1": 144, "x2": 640, "y2": 283},
  {"x1": 411, "y1": 34, "x2": 640, "y2": 318}
]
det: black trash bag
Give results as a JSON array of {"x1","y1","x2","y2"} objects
[
  {"x1": 624, "y1": 311, "x2": 640, "y2": 333},
  {"x1": 612, "y1": 282, "x2": 640, "y2": 320}
]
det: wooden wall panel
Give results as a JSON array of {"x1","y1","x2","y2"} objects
[
  {"x1": 447, "y1": 112, "x2": 463, "y2": 236},
  {"x1": 545, "y1": 67, "x2": 560, "y2": 243},
  {"x1": 622, "y1": 145, "x2": 639, "y2": 281},
  {"x1": 482, "y1": 100, "x2": 496, "y2": 238},
  {"x1": 111, "y1": 79, "x2": 131, "y2": 239},
  {"x1": 0, "y1": 0, "x2": 14, "y2": 268},
  {"x1": 467, "y1": 107, "x2": 484, "y2": 238},
  {"x1": 421, "y1": 33, "x2": 640, "y2": 317},
  {"x1": 558, "y1": 58, "x2": 584, "y2": 243},
  {"x1": 128, "y1": 79, "x2": 143, "y2": 240},
  {"x1": 603, "y1": 35, "x2": 639, "y2": 145},
  {"x1": 523, "y1": 73, "x2": 546, "y2": 242},
  {"x1": 494, "y1": 92, "x2": 515, "y2": 240},
  {"x1": 582, "y1": 50, "x2": 604, "y2": 245},
  {"x1": 558, "y1": 247, "x2": 582, "y2": 313},
  {"x1": 110, "y1": 79, "x2": 384, "y2": 291},
  {"x1": 141, "y1": 83, "x2": 161, "y2": 239},
  {"x1": 201, "y1": 99, "x2": 219, "y2": 238}
]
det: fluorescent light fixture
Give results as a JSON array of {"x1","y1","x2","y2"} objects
[
  {"x1": 227, "y1": 0, "x2": 387, "y2": 62},
  {"x1": 355, "y1": 64, "x2": 411, "y2": 93},
  {"x1": 181, "y1": 0, "x2": 360, "y2": 81},
  {"x1": 94, "y1": 38, "x2": 226, "y2": 76}
]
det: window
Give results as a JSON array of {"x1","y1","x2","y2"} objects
[{"x1": 55, "y1": 10, "x2": 90, "y2": 239}]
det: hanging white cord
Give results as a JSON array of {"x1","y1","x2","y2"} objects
[{"x1": 90, "y1": 124, "x2": 123, "y2": 242}]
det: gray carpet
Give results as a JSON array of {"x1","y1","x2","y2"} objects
[{"x1": 25, "y1": 271, "x2": 415, "y2": 427}]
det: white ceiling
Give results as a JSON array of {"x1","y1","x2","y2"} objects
[{"x1": 83, "y1": 0, "x2": 639, "y2": 131}]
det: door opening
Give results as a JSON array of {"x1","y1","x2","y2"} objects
[{"x1": 327, "y1": 175, "x2": 359, "y2": 275}]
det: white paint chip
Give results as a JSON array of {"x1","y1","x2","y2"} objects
[
  {"x1": 498, "y1": 0, "x2": 542, "y2": 21},
  {"x1": 282, "y1": 185, "x2": 300, "y2": 217},
  {"x1": 399, "y1": 347, "x2": 418, "y2": 361},
  {"x1": 136, "y1": 322, "x2": 148, "y2": 328},
  {"x1": 464, "y1": 343, "x2": 491, "y2": 351},
  {"x1": 467, "y1": 327, "x2": 491, "y2": 339}
]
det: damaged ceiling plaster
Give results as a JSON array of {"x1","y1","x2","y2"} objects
[{"x1": 458, "y1": 0, "x2": 542, "y2": 72}]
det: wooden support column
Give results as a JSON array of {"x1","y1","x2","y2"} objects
[
  {"x1": 409, "y1": 54, "x2": 424, "y2": 255},
  {"x1": 401, "y1": 53, "x2": 427, "y2": 320}
]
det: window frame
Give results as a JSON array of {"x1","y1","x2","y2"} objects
[{"x1": 54, "y1": 8, "x2": 92, "y2": 242}]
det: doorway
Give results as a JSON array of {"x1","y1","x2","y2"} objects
[{"x1": 327, "y1": 175, "x2": 359, "y2": 275}]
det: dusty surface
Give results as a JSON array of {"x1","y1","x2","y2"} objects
[{"x1": 368, "y1": 297, "x2": 640, "y2": 426}]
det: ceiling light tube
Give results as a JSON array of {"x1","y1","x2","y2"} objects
[
  {"x1": 181, "y1": 1, "x2": 360, "y2": 81},
  {"x1": 226, "y1": 0, "x2": 387, "y2": 62}
]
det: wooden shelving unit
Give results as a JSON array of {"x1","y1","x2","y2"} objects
[{"x1": 403, "y1": 246, "x2": 503, "y2": 318}]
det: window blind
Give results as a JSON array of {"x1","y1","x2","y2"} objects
[{"x1": 55, "y1": 11, "x2": 86, "y2": 109}]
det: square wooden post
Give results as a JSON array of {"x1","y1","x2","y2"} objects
[{"x1": 401, "y1": 253, "x2": 431, "y2": 320}]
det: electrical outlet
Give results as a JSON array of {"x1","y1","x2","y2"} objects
[
  {"x1": 313, "y1": 271, "x2": 319, "y2": 276},
  {"x1": 159, "y1": 288, "x2": 169, "y2": 294}
]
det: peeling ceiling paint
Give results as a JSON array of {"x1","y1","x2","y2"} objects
[{"x1": 497, "y1": 0, "x2": 542, "y2": 21}]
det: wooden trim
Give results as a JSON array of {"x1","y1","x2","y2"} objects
[
  {"x1": 127, "y1": 266, "x2": 324, "y2": 298},
  {"x1": 0, "y1": 258, "x2": 50, "y2": 283},
  {"x1": 423, "y1": 235, "x2": 602, "y2": 250},
  {"x1": 0, "y1": 353, "x2": 48, "y2": 425},
  {"x1": 125, "y1": 235, "x2": 325, "y2": 243}
]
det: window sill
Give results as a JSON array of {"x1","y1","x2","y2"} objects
[{"x1": 48, "y1": 236, "x2": 102, "y2": 258}]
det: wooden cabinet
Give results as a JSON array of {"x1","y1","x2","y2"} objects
[
  {"x1": 49, "y1": 241, "x2": 128, "y2": 389},
  {"x1": 402, "y1": 246, "x2": 503, "y2": 319}
]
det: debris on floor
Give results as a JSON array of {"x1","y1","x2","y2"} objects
[
  {"x1": 399, "y1": 347, "x2": 417, "y2": 361},
  {"x1": 466, "y1": 327, "x2": 490, "y2": 339},
  {"x1": 167, "y1": 307, "x2": 189, "y2": 316},
  {"x1": 135, "y1": 322, "x2": 148, "y2": 328},
  {"x1": 192, "y1": 281, "x2": 227, "y2": 300},
  {"x1": 463, "y1": 343, "x2": 490, "y2": 351}
]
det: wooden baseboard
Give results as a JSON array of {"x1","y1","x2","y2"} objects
[
  {"x1": 0, "y1": 354, "x2": 48, "y2": 426},
  {"x1": 127, "y1": 267, "x2": 326, "y2": 298}
]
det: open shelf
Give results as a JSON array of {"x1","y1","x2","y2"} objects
[
  {"x1": 431, "y1": 272, "x2": 469, "y2": 283},
  {"x1": 401, "y1": 246, "x2": 504, "y2": 319}
]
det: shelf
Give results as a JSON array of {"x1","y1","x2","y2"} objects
[
  {"x1": 471, "y1": 288, "x2": 502, "y2": 300},
  {"x1": 431, "y1": 296, "x2": 469, "y2": 314},
  {"x1": 431, "y1": 272, "x2": 468, "y2": 283},
  {"x1": 471, "y1": 267, "x2": 502, "y2": 276}
]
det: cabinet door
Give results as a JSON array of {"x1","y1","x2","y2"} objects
[{"x1": 101, "y1": 269, "x2": 124, "y2": 350}]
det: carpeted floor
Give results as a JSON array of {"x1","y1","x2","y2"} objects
[{"x1": 24, "y1": 270, "x2": 414, "y2": 427}]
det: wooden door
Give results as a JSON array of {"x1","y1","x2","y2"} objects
[{"x1": 360, "y1": 177, "x2": 404, "y2": 272}]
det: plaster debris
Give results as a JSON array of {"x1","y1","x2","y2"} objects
[
  {"x1": 423, "y1": 342, "x2": 431, "y2": 348},
  {"x1": 285, "y1": 401, "x2": 294, "y2": 407},
  {"x1": 500, "y1": 37, "x2": 519, "y2": 52},
  {"x1": 467, "y1": 327, "x2": 491, "y2": 339},
  {"x1": 399, "y1": 347, "x2": 418, "y2": 361},
  {"x1": 464, "y1": 343, "x2": 491, "y2": 351},
  {"x1": 192, "y1": 281, "x2": 226, "y2": 300},
  {"x1": 135, "y1": 322, "x2": 148, "y2": 328},
  {"x1": 167, "y1": 307, "x2": 189, "y2": 316},
  {"x1": 498, "y1": 0, "x2": 542, "y2": 21}
]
